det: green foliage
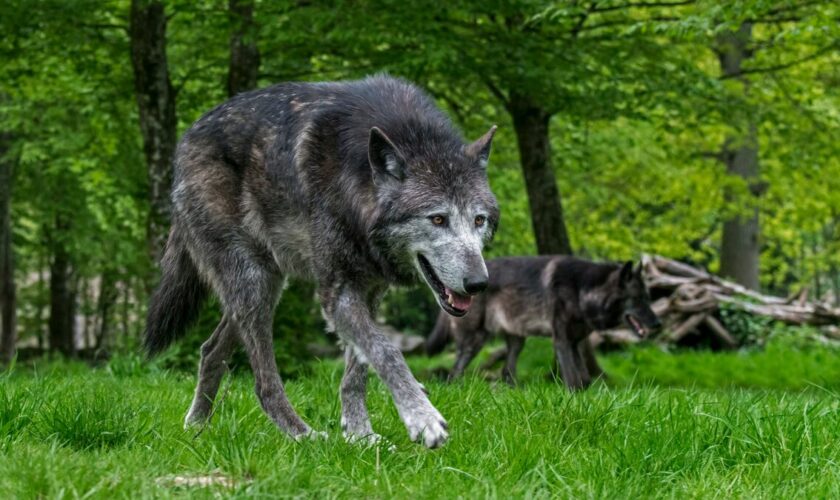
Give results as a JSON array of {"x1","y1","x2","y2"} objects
[
  {"x1": 1, "y1": 0, "x2": 839, "y2": 358},
  {"x1": 718, "y1": 301, "x2": 776, "y2": 345},
  {"x1": 379, "y1": 287, "x2": 439, "y2": 336},
  {"x1": 0, "y1": 384, "x2": 37, "y2": 445},
  {"x1": 32, "y1": 383, "x2": 153, "y2": 451}
]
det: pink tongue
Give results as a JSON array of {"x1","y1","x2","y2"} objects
[{"x1": 445, "y1": 287, "x2": 473, "y2": 310}]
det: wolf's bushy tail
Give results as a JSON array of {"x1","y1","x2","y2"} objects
[
  {"x1": 425, "y1": 312, "x2": 452, "y2": 356},
  {"x1": 144, "y1": 227, "x2": 208, "y2": 356}
]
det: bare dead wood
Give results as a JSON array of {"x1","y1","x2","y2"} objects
[
  {"x1": 598, "y1": 328, "x2": 642, "y2": 345},
  {"x1": 639, "y1": 254, "x2": 840, "y2": 349},
  {"x1": 668, "y1": 313, "x2": 707, "y2": 342},
  {"x1": 652, "y1": 255, "x2": 712, "y2": 280},
  {"x1": 703, "y1": 316, "x2": 737, "y2": 348},
  {"x1": 674, "y1": 297, "x2": 716, "y2": 313},
  {"x1": 650, "y1": 297, "x2": 672, "y2": 317}
]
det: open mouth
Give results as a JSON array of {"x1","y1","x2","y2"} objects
[
  {"x1": 417, "y1": 254, "x2": 473, "y2": 317},
  {"x1": 625, "y1": 314, "x2": 647, "y2": 337}
]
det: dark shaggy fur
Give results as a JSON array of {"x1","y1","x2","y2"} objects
[{"x1": 144, "y1": 74, "x2": 499, "y2": 448}]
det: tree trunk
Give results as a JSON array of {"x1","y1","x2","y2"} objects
[
  {"x1": 716, "y1": 23, "x2": 761, "y2": 290},
  {"x1": 36, "y1": 252, "x2": 46, "y2": 350},
  {"x1": 120, "y1": 279, "x2": 131, "y2": 348},
  {"x1": 0, "y1": 133, "x2": 16, "y2": 364},
  {"x1": 228, "y1": 0, "x2": 260, "y2": 97},
  {"x1": 80, "y1": 277, "x2": 91, "y2": 349},
  {"x1": 95, "y1": 269, "x2": 117, "y2": 351},
  {"x1": 130, "y1": 0, "x2": 177, "y2": 265},
  {"x1": 48, "y1": 217, "x2": 75, "y2": 356},
  {"x1": 508, "y1": 92, "x2": 573, "y2": 255}
]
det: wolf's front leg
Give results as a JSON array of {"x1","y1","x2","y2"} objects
[
  {"x1": 332, "y1": 291, "x2": 448, "y2": 448},
  {"x1": 552, "y1": 324, "x2": 585, "y2": 391},
  {"x1": 580, "y1": 338, "x2": 605, "y2": 381},
  {"x1": 340, "y1": 347, "x2": 386, "y2": 445}
]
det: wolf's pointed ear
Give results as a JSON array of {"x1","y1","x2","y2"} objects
[
  {"x1": 619, "y1": 261, "x2": 634, "y2": 286},
  {"x1": 466, "y1": 125, "x2": 497, "y2": 168},
  {"x1": 369, "y1": 127, "x2": 406, "y2": 185}
]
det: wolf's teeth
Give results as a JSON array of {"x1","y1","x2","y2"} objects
[{"x1": 446, "y1": 292, "x2": 453, "y2": 306}]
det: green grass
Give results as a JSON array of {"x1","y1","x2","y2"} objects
[{"x1": 3, "y1": 340, "x2": 840, "y2": 498}]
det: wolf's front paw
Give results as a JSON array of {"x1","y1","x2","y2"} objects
[
  {"x1": 404, "y1": 408, "x2": 449, "y2": 448},
  {"x1": 183, "y1": 411, "x2": 209, "y2": 430},
  {"x1": 343, "y1": 431, "x2": 396, "y2": 450},
  {"x1": 294, "y1": 429, "x2": 329, "y2": 442}
]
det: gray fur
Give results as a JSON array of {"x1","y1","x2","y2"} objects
[
  {"x1": 144, "y1": 75, "x2": 499, "y2": 448},
  {"x1": 426, "y1": 256, "x2": 661, "y2": 389}
]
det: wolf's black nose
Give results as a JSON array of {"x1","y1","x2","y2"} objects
[{"x1": 463, "y1": 277, "x2": 488, "y2": 295}]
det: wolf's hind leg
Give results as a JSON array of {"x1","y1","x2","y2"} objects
[
  {"x1": 449, "y1": 329, "x2": 488, "y2": 381},
  {"x1": 573, "y1": 340, "x2": 594, "y2": 388},
  {"x1": 340, "y1": 347, "x2": 384, "y2": 445},
  {"x1": 192, "y1": 242, "x2": 315, "y2": 438},
  {"x1": 501, "y1": 335, "x2": 525, "y2": 386},
  {"x1": 234, "y1": 296, "x2": 315, "y2": 438},
  {"x1": 185, "y1": 315, "x2": 238, "y2": 427}
]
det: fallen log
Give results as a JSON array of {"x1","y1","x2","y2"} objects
[{"x1": 640, "y1": 254, "x2": 840, "y2": 349}]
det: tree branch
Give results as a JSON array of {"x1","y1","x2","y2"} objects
[
  {"x1": 721, "y1": 42, "x2": 839, "y2": 79},
  {"x1": 79, "y1": 23, "x2": 128, "y2": 34},
  {"x1": 575, "y1": 16, "x2": 678, "y2": 33},
  {"x1": 592, "y1": 0, "x2": 695, "y2": 13},
  {"x1": 570, "y1": 2, "x2": 597, "y2": 38},
  {"x1": 480, "y1": 75, "x2": 509, "y2": 107}
]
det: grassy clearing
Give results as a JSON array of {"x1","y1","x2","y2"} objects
[{"x1": 3, "y1": 339, "x2": 840, "y2": 498}]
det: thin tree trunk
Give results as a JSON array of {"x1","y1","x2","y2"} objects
[
  {"x1": 0, "y1": 133, "x2": 16, "y2": 364},
  {"x1": 48, "y1": 216, "x2": 75, "y2": 356},
  {"x1": 95, "y1": 269, "x2": 117, "y2": 351},
  {"x1": 36, "y1": 251, "x2": 46, "y2": 350},
  {"x1": 80, "y1": 277, "x2": 90, "y2": 349},
  {"x1": 716, "y1": 23, "x2": 761, "y2": 290},
  {"x1": 120, "y1": 279, "x2": 130, "y2": 349},
  {"x1": 508, "y1": 92, "x2": 573, "y2": 255},
  {"x1": 228, "y1": 0, "x2": 260, "y2": 97},
  {"x1": 130, "y1": 0, "x2": 177, "y2": 265}
]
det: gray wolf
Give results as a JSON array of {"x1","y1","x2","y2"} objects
[
  {"x1": 425, "y1": 256, "x2": 660, "y2": 389},
  {"x1": 144, "y1": 75, "x2": 499, "y2": 448}
]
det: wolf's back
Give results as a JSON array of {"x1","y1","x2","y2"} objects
[{"x1": 144, "y1": 226, "x2": 208, "y2": 356}]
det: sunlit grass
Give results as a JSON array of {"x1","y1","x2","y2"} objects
[{"x1": 3, "y1": 339, "x2": 840, "y2": 498}]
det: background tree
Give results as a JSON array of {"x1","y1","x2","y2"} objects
[
  {"x1": 716, "y1": 23, "x2": 761, "y2": 290},
  {"x1": 130, "y1": 0, "x2": 177, "y2": 265},
  {"x1": 228, "y1": 0, "x2": 259, "y2": 97},
  {"x1": 0, "y1": 130, "x2": 15, "y2": 363}
]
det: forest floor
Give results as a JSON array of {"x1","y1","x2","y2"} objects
[{"x1": 4, "y1": 338, "x2": 840, "y2": 498}]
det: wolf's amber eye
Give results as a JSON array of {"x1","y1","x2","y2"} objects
[
  {"x1": 431, "y1": 215, "x2": 447, "y2": 226},
  {"x1": 475, "y1": 215, "x2": 487, "y2": 227}
]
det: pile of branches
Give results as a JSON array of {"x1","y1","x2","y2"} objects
[{"x1": 592, "y1": 254, "x2": 840, "y2": 350}]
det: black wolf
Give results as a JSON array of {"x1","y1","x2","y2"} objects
[
  {"x1": 426, "y1": 256, "x2": 660, "y2": 389},
  {"x1": 144, "y1": 75, "x2": 499, "y2": 448}
]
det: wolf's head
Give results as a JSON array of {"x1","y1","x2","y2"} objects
[
  {"x1": 368, "y1": 125, "x2": 499, "y2": 317},
  {"x1": 582, "y1": 261, "x2": 661, "y2": 336}
]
